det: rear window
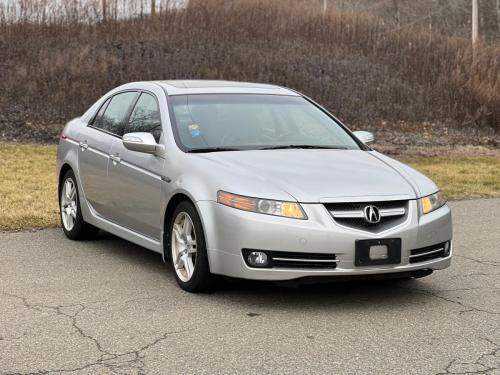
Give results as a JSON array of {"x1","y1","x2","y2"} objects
[{"x1": 92, "y1": 92, "x2": 137, "y2": 136}]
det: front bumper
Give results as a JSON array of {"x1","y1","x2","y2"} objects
[{"x1": 197, "y1": 200, "x2": 452, "y2": 281}]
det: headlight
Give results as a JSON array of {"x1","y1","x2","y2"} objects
[
  {"x1": 420, "y1": 191, "x2": 446, "y2": 214},
  {"x1": 217, "y1": 191, "x2": 307, "y2": 219}
]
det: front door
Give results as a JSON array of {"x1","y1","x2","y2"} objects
[{"x1": 106, "y1": 92, "x2": 164, "y2": 240}]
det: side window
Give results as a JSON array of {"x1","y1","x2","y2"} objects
[
  {"x1": 93, "y1": 92, "x2": 137, "y2": 136},
  {"x1": 92, "y1": 98, "x2": 110, "y2": 126},
  {"x1": 124, "y1": 93, "x2": 162, "y2": 142}
]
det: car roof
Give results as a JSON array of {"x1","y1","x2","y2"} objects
[{"x1": 154, "y1": 80, "x2": 300, "y2": 96}]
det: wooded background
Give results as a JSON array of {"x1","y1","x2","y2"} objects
[{"x1": 0, "y1": 0, "x2": 498, "y2": 143}]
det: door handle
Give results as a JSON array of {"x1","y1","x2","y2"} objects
[
  {"x1": 110, "y1": 154, "x2": 121, "y2": 165},
  {"x1": 79, "y1": 141, "x2": 88, "y2": 151}
]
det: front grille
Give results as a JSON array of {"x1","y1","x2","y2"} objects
[
  {"x1": 409, "y1": 242, "x2": 447, "y2": 263},
  {"x1": 325, "y1": 200, "x2": 408, "y2": 232},
  {"x1": 242, "y1": 249, "x2": 338, "y2": 269}
]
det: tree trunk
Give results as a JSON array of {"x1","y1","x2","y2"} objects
[
  {"x1": 102, "y1": 0, "x2": 107, "y2": 21},
  {"x1": 392, "y1": 0, "x2": 400, "y2": 26},
  {"x1": 151, "y1": 0, "x2": 156, "y2": 16},
  {"x1": 496, "y1": 0, "x2": 500, "y2": 35}
]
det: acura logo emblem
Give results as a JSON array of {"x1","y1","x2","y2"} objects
[{"x1": 364, "y1": 205, "x2": 381, "y2": 224}]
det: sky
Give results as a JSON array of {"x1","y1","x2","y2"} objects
[{"x1": 0, "y1": 0, "x2": 189, "y2": 21}]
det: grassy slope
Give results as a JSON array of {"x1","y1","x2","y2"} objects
[
  {"x1": 1, "y1": 0, "x2": 499, "y2": 144},
  {"x1": 1, "y1": 144, "x2": 499, "y2": 230},
  {"x1": 0, "y1": 144, "x2": 58, "y2": 230},
  {"x1": 400, "y1": 157, "x2": 500, "y2": 200}
]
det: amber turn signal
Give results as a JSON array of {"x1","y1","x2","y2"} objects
[{"x1": 217, "y1": 191, "x2": 307, "y2": 219}]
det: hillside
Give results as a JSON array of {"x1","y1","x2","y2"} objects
[
  {"x1": 0, "y1": 0, "x2": 499, "y2": 149},
  {"x1": 316, "y1": 0, "x2": 500, "y2": 41}
]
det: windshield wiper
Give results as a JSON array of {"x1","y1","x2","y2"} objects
[
  {"x1": 187, "y1": 147, "x2": 243, "y2": 153},
  {"x1": 257, "y1": 145, "x2": 348, "y2": 150},
  {"x1": 188, "y1": 145, "x2": 348, "y2": 152}
]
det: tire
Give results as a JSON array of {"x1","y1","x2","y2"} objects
[
  {"x1": 168, "y1": 201, "x2": 213, "y2": 292},
  {"x1": 59, "y1": 170, "x2": 99, "y2": 240}
]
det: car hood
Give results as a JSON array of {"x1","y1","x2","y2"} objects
[{"x1": 194, "y1": 150, "x2": 422, "y2": 203}]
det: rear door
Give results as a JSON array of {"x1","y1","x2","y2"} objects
[
  {"x1": 106, "y1": 92, "x2": 164, "y2": 240},
  {"x1": 77, "y1": 91, "x2": 138, "y2": 219}
]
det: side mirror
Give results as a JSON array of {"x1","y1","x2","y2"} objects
[
  {"x1": 353, "y1": 131, "x2": 374, "y2": 145},
  {"x1": 122, "y1": 132, "x2": 164, "y2": 154}
]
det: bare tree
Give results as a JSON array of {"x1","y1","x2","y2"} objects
[
  {"x1": 102, "y1": 0, "x2": 107, "y2": 21},
  {"x1": 496, "y1": 0, "x2": 500, "y2": 34},
  {"x1": 392, "y1": 0, "x2": 400, "y2": 26},
  {"x1": 41, "y1": 0, "x2": 47, "y2": 23},
  {"x1": 152, "y1": 0, "x2": 156, "y2": 15},
  {"x1": 472, "y1": 0, "x2": 479, "y2": 46}
]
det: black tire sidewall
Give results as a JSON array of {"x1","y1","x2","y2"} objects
[{"x1": 168, "y1": 201, "x2": 212, "y2": 292}]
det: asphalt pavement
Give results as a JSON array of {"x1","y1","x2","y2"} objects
[{"x1": 0, "y1": 199, "x2": 499, "y2": 375}]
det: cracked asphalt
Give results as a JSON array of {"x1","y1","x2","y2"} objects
[{"x1": 0, "y1": 199, "x2": 499, "y2": 375}]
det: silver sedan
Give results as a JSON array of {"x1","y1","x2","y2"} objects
[{"x1": 57, "y1": 80, "x2": 452, "y2": 292}]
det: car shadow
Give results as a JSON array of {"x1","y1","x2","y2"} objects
[
  {"x1": 95, "y1": 230, "x2": 431, "y2": 311},
  {"x1": 95, "y1": 230, "x2": 165, "y2": 270},
  {"x1": 210, "y1": 276, "x2": 427, "y2": 311}
]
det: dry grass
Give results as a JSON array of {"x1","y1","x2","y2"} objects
[
  {"x1": 403, "y1": 156, "x2": 500, "y2": 200},
  {"x1": 1, "y1": 144, "x2": 499, "y2": 230},
  {"x1": 0, "y1": 144, "x2": 59, "y2": 230}
]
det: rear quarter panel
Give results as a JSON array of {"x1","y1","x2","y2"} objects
[{"x1": 57, "y1": 118, "x2": 82, "y2": 176}]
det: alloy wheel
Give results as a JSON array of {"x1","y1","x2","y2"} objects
[
  {"x1": 61, "y1": 177, "x2": 77, "y2": 231},
  {"x1": 171, "y1": 212, "x2": 198, "y2": 282}
]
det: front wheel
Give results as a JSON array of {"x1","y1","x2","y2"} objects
[
  {"x1": 59, "y1": 170, "x2": 99, "y2": 240},
  {"x1": 168, "y1": 201, "x2": 213, "y2": 292}
]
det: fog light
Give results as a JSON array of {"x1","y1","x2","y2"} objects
[
  {"x1": 444, "y1": 241, "x2": 451, "y2": 256},
  {"x1": 247, "y1": 251, "x2": 269, "y2": 267}
]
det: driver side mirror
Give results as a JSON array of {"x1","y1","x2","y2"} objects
[
  {"x1": 122, "y1": 132, "x2": 165, "y2": 155},
  {"x1": 353, "y1": 131, "x2": 374, "y2": 145}
]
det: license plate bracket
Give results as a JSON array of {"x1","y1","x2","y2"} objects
[{"x1": 355, "y1": 238, "x2": 402, "y2": 266}]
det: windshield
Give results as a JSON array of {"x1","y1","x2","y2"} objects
[{"x1": 169, "y1": 94, "x2": 361, "y2": 152}]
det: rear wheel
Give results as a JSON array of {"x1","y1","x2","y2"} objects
[
  {"x1": 60, "y1": 170, "x2": 99, "y2": 240},
  {"x1": 168, "y1": 201, "x2": 213, "y2": 292}
]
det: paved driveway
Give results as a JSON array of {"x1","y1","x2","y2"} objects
[{"x1": 0, "y1": 199, "x2": 499, "y2": 375}]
